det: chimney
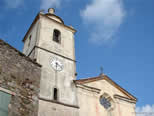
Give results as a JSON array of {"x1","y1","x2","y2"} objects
[{"x1": 48, "y1": 8, "x2": 55, "y2": 14}]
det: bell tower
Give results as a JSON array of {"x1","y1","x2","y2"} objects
[{"x1": 23, "y1": 8, "x2": 79, "y2": 116}]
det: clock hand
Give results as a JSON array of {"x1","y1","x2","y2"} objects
[{"x1": 56, "y1": 62, "x2": 62, "y2": 70}]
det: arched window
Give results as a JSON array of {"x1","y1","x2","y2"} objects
[
  {"x1": 53, "y1": 88, "x2": 58, "y2": 101},
  {"x1": 53, "y1": 29, "x2": 61, "y2": 43}
]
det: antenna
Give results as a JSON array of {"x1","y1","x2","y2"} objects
[
  {"x1": 100, "y1": 66, "x2": 103, "y2": 75},
  {"x1": 39, "y1": 9, "x2": 44, "y2": 14}
]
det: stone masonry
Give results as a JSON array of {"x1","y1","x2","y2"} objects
[{"x1": 0, "y1": 39, "x2": 41, "y2": 116}]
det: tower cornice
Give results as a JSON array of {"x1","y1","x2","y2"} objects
[{"x1": 22, "y1": 13, "x2": 76, "y2": 42}]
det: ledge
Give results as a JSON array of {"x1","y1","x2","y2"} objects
[
  {"x1": 36, "y1": 46, "x2": 76, "y2": 62},
  {"x1": 114, "y1": 94, "x2": 136, "y2": 103},
  {"x1": 75, "y1": 83, "x2": 101, "y2": 94},
  {"x1": 39, "y1": 97, "x2": 79, "y2": 109}
]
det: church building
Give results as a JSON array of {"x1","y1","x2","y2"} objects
[{"x1": 0, "y1": 8, "x2": 137, "y2": 116}]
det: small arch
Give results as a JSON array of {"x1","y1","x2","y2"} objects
[
  {"x1": 53, "y1": 29, "x2": 61, "y2": 43},
  {"x1": 53, "y1": 88, "x2": 58, "y2": 101}
]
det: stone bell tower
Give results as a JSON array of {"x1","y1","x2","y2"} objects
[{"x1": 22, "y1": 8, "x2": 79, "y2": 116}]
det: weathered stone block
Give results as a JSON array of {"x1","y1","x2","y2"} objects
[{"x1": 0, "y1": 39, "x2": 41, "y2": 116}]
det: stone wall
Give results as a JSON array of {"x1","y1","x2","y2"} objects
[{"x1": 0, "y1": 40, "x2": 41, "y2": 116}]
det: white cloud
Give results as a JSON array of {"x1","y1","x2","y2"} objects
[
  {"x1": 40, "y1": 0, "x2": 61, "y2": 10},
  {"x1": 136, "y1": 105, "x2": 154, "y2": 116},
  {"x1": 81, "y1": 0, "x2": 126, "y2": 45},
  {"x1": 4, "y1": 0, "x2": 24, "y2": 8}
]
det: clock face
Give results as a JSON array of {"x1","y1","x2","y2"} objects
[{"x1": 50, "y1": 58, "x2": 63, "y2": 71}]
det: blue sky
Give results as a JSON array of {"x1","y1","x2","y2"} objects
[{"x1": 0, "y1": 0, "x2": 154, "y2": 114}]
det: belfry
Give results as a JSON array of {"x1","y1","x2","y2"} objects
[{"x1": 0, "y1": 8, "x2": 137, "y2": 116}]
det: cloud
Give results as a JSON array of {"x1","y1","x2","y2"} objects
[
  {"x1": 40, "y1": 0, "x2": 61, "y2": 10},
  {"x1": 81, "y1": 0, "x2": 126, "y2": 45},
  {"x1": 136, "y1": 105, "x2": 154, "y2": 116},
  {"x1": 4, "y1": 0, "x2": 24, "y2": 8}
]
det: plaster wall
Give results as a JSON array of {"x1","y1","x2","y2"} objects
[
  {"x1": 47, "y1": 15, "x2": 62, "y2": 23},
  {"x1": 116, "y1": 99, "x2": 136, "y2": 116},
  {"x1": 85, "y1": 80, "x2": 128, "y2": 98},
  {"x1": 38, "y1": 100, "x2": 79, "y2": 116},
  {"x1": 35, "y1": 15, "x2": 77, "y2": 105},
  {"x1": 38, "y1": 16, "x2": 75, "y2": 60},
  {"x1": 37, "y1": 48, "x2": 77, "y2": 105},
  {"x1": 23, "y1": 20, "x2": 40, "y2": 58},
  {"x1": 77, "y1": 80, "x2": 136, "y2": 116}
]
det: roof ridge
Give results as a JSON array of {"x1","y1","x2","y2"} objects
[
  {"x1": 75, "y1": 74, "x2": 106, "y2": 82},
  {"x1": 76, "y1": 76, "x2": 100, "y2": 81},
  {"x1": 75, "y1": 74, "x2": 137, "y2": 101}
]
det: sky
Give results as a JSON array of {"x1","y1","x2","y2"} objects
[{"x1": 0, "y1": 0, "x2": 154, "y2": 115}]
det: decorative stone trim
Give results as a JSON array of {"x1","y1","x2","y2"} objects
[
  {"x1": 0, "y1": 87, "x2": 16, "y2": 95},
  {"x1": 76, "y1": 83, "x2": 101, "y2": 94},
  {"x1": 114, "y1": 94, "x2": 136, "y2": 103},
  {"x1": 22, "y1": 13, "x2": 76, "y2": 42},
  {"x1": 39, "y1": 97, "x2": 79, "y2": 109},
  {"x1": 35, "y1": 46, "x2": 76, "y2": 62},
  {"x1": 75, "y1": 75, "x2": 137, "y2": 101}
]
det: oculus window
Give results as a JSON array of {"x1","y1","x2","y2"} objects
[
  {"x1": 99, "y1": 93, "x2": 115, "y2": 116},
  {"x1": 100, "y1": 96, "x2": 111, "y2": 109}
]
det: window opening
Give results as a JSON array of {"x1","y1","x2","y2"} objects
[
  {"x1": 0, "y1": 91, "x2": 11, "y2": 116},
  {"x1": 53, "y1": 29, "x2": 61, "y2": 43},
  {"x1": 53, "y1": 88, "x2": 58, "y2": 100},
  {"x1": 28, "y1": 35, "x2": 32, "y2": 46}
]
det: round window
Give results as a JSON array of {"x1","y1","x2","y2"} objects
[{"x1": 100, "y1": 96, "x2": 111, "y2": 109}]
